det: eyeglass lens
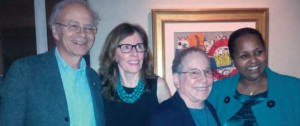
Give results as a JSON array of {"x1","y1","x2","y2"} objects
[
  {"x1": 182, "y1": 69, "x2": 213, "y2": 79},
  {"x1": 56, "y1": 23, "x2": 96, "y2": 34},
  {"x1": 118, "y1": 43, "x2": 145, "y2": 53}
]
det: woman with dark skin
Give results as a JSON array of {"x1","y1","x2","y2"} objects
[{"x1": 208, "y1": 27, "x2": 300, "y2": 126}]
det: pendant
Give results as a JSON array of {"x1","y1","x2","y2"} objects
[{"x1": 250, "y1": 91, "x2": 254, "y2": 95}]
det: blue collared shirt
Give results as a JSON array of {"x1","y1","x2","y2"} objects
[{"x1": 55, "y1": 48, "x2": 96, "y2": 126}]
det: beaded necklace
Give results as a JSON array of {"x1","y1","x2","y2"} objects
[{"x1": 116, "y1": 77, "x2": 144, "y2": 103}]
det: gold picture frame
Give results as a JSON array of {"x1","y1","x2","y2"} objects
[{"x1": 152, "y1": 9, "x2": 269, "y2": 93}]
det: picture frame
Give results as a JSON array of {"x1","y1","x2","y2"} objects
[{"x1": 152, "y1": 9, "x2": 269, "y2": 94}]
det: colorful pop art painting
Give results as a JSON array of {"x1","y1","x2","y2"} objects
[{"x1": 174, "y1": 32, "x2": 238, "y2": 80}]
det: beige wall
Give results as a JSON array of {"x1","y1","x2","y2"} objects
[{"x1": 89, "y1": 0, "x2": 300, "y2": 82}]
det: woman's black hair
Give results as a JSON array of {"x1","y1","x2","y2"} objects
[{"x1": 228, "y1": 27, "x2": 266, "y2": 59}]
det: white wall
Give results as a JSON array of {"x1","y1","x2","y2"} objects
[{"x1": 89, "y1": 0, "x2": 300, "y2": 87}]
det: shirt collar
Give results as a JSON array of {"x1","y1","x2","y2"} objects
[{"x1": 55, "y1": 48, "x2": 86, "y2": 71}]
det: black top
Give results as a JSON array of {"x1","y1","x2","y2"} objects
[
  {"x1": 225, "y1": 91, "x2": 268, "y2": 126},
  {"x1": 104, "y1": 77, "x2": 159, "y2": 126}
]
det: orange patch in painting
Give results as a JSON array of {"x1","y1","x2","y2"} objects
[{"x1": 187, "y1": 33, "x2": 204, "y2": 49}]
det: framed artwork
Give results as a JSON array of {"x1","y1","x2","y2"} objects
[{"x1": 152, "y1": 9, "x2": 269, "y2": 94}]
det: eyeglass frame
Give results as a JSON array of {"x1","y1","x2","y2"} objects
[
  {"x1": 117, "y1": 43, "x2": 146, "y2": 53},
  {"x1": 55, "y1": 22, "x2": 97, "y2": 34},
  {"x1": 178, "y1": 68, "x2": 214, "y2": 79}
]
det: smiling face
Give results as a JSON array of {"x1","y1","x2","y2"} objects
[
  {"x1": 115, "y1": 32, "x2": 145, "y2": 75},
  {"x1": 174, "y1": 51, "x2": 213, "y2": 108},
  {"x1": 232, "y1": 34, "x2": 267, "y2": 81},
  {"x1": 52, "y1": 3, "x2": 95, "y2": 60}
]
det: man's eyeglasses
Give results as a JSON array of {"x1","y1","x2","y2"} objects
[
  {"x1": 55, "y1": 23, "x2": 97, "y2": 34},
  {"x1": 180, "y1": 69, "x2": 213, "y2": 79},
  {"x1": 117, "y1": 43, "x2": 146, "y2": 53}
]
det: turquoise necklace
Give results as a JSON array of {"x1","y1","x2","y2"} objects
[{"x1": 116, "y1": 77, "x2": 144, "y2": 103}]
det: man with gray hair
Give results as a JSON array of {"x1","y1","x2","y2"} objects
[
  {"x1": 148, "y1": 47, "x2": 220, "y2": 126},
  {"x1": 0, "y1": 0, "x2": 104, "y2": 125}
]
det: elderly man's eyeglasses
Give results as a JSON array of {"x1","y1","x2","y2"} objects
[
  {"x1": 55, "y1": 23, "x2": 97, "y2": 34},
  {"x1": 117, "y1": 43, "x2": 146, "y2": 53},
  {"x1": 180, "y1": 69, "x2": 213, "y2": 79}
]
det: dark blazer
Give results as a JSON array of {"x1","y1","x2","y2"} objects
[
  {"x1": 0, "y1": 77, "x2": 3, "y2": 106},
  {"x1": 0, "y1": 50, "x2": 105, "y2": 126},
  {"x1": 147, "y1": 92, "x2": 220, "y2": 126}
]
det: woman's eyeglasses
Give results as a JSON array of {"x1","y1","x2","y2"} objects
[{"x1": 117, "y1": 43, "x2": 146, "y2": 53}]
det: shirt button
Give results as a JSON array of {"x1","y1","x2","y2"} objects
[
  {"x1": 64, "y1": 117, "x2": 69, "y2": 122},
  {"x1": 224, "y1": 96, "x2": 230, "y2": 104},
  {"x1": 267, "y1": 100, "x2": 276, "y2": 108}
]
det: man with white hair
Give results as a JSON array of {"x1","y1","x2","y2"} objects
[{"x1": 0, "y1": 0, "x2": 104, "y2": 125}]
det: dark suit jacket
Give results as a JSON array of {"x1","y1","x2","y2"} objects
[
  {"x1": 0, "y1": 50, "x2": 105, "y2": 126},
  {"x1": 0, "y1": 78, "x2": 3, "y2": 106},
  {"x1": 147, "y1": 92, "x2": 220, "y2": 126}
]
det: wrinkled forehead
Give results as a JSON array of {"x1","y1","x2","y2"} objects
[
  {"x1": 58, "y1": 3, "x2": 92, "y2": 24},
  {"x1": 182, "y1": 51, "x2": 210, "y2": 70}
]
